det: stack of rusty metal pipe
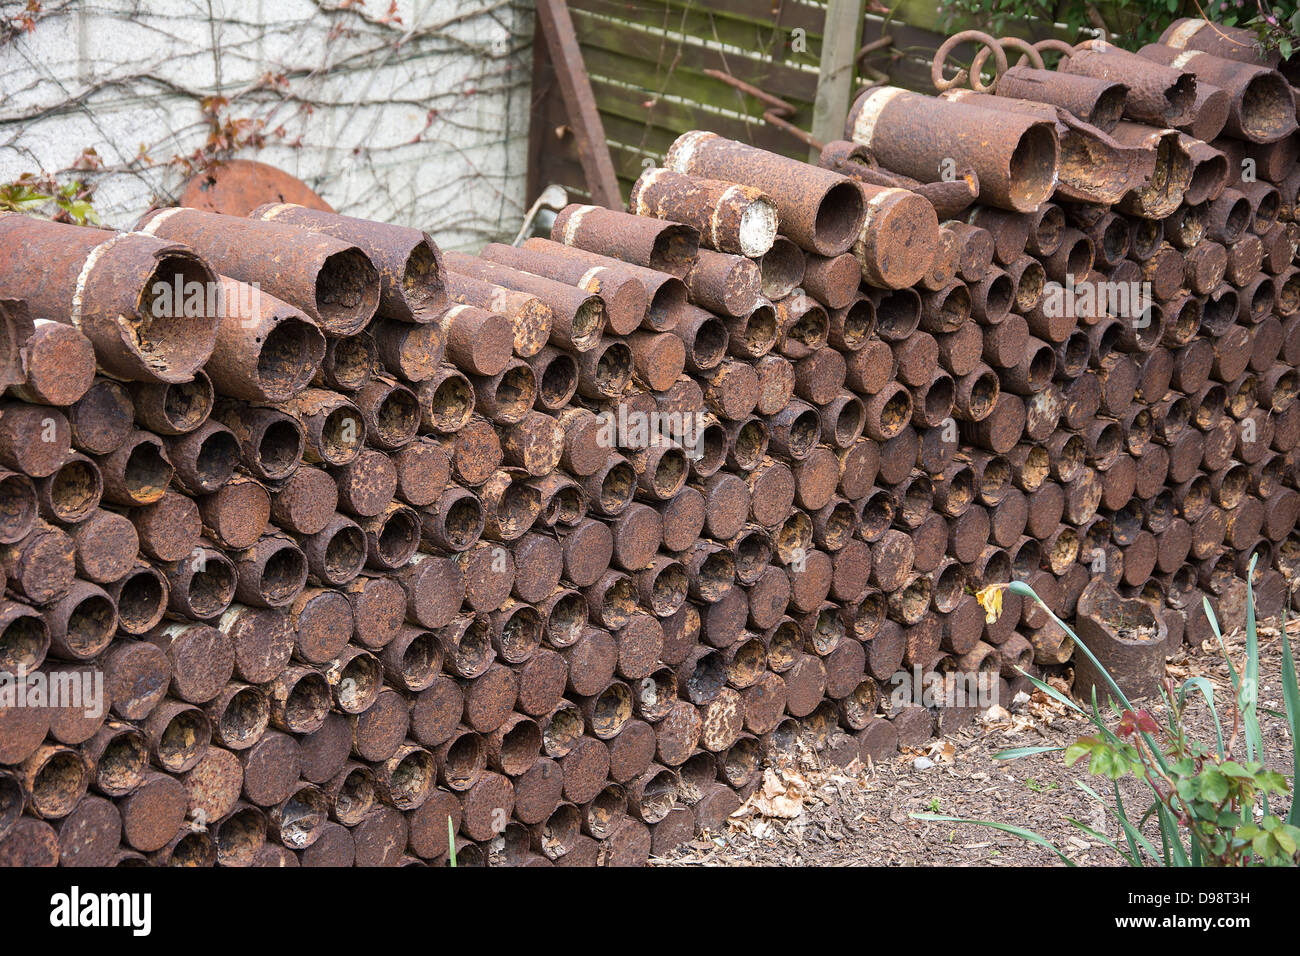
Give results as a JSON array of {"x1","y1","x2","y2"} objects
[{"x1": 3, "y1": 20, "x2": 1300, "y2": 867}]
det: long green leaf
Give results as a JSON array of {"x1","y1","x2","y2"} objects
[
  {"x1": 1066, "y1": 818, "x2": 1138, "y2": 866},
  {"x1": 1014, "y1": 666, "x2": 1086, "y2": 716},
  {"x1": 911, "y1": 814, "x2": 1076, "y2": 866},
  {"x1": 1244, "y1": 555, "x2": 1265, "y2": 770},
  {"x1": 1073, "y1": 779, "x2": 1162, "y2": 866},
  {"x1": 1280, "y1": 608, "x2": 1300, "y2": 827},
  {"x1": 1112, "y1": 780, "x2": 1160, "y2": 865},
  {"x1": 1178, "y1": 677, "x2": 1225, "y2": 759},
  {"x1": 994, "y1": 745, "x2": 1065, "y2": 760},
  {"x1": 1204, "y1": 594, "x2": 1239, "y2": 692}
]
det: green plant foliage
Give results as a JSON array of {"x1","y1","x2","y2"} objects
[
  {"x1": 941, "y1": 0, "x2": 1300, "y2": 56},
  {"x1": 916, "y1": 558, "x2": 1300, "y2": 866},
  {"x1": 942, "y1": 0, "x2": 1189, "y2": 47},
  {"x1": 0, "y1": 174, "x2": 99, "y2": 226}
]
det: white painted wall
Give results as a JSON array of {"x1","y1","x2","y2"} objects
[{"x1": 0, "y1": 0, "x2": 533, "y2": 250}]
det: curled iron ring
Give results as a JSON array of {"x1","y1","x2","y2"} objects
[
  {"x1": 932, "y1": 30, "x2": 1008, "y2": 93},
  {"x1": 970, "y1": 36, "x2": 1046, "y2": 79}
]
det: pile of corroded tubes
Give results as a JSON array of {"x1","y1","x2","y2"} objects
[{"x1": 2, "y1": 17, "x2": 1300, "y2": 867}]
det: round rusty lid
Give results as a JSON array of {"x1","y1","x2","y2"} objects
[{"x1": 178, "y1": 160, "x2": 333, "y2": 216}]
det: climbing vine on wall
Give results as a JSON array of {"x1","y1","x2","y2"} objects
[{"x1": 0, "y1": 1, "x2": 533, "y2": 248}]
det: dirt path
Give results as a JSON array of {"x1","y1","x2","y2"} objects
[{"x1": 656, "y1": 620, "x2": 1296, "y2": 866}]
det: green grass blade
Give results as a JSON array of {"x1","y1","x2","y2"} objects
[
  {"x1": 448, "y1": 816, "x2": 457, "y2": 868},
  {"x1": 1241, "y1": 557, "x2": 1268, "y2": 820},
  {"x1": 1073, "y1": 780, "x2": 1159, "y2": 866},
  {"x1": 994, "y1": 746, "x2": 1065, "y2": 760},
  {"x1": 1159, "y1": 803, "x2": 1191, "y2": 866},
  {"x1": 1280, "y1": 610, "x2": 1300, "y2": 827},
  {"x1": 1015, "y1": 666, "x2": 1086, "y2": 716},
  {"x1": 1203, "y1": 594, "x2": 1239, "y2": 692},
  {"x1": 1177, "y1": 676, "x2": 1225, "y2": 759},
  {"x1": 911, "y1": 814, "x2": 1076, "y2": 866},
  {"x1": 1111, "y1": 780, "x2": 1156, "y2": 865},
  {"x1": 1065, "y1": 818, "x2": 1138, "y2": 866},
  {"x1": 1244, "y1": 555, "x2": 1264, "y2": 768}
]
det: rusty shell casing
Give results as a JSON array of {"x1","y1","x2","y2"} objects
[
  {"x1": 1059, "y1": 47, "x2": 1197, "y2": 127},
  {"x1": 551, "y1": 202, "x2": 701, "y2": 277},
  {"x1": 0, "y1": 401, "x2": 72, "y2": 479},
  {"x1": 0, "y1": 469, "x2": 38, "y2": 543},
  {"x1": 851, "y1": 184, "x2": 941, "y2": 290},
  {"x1": 0, "y1": 215, "x2": 220, "y2": 383},
  {"x1": 136, "y1": 207, "x2": 380, "y2": 337},
  {"x1": 102, "y1": 561, "x2": 169, "y2": 635},
  {"x1": 230, "y1": 532, "x2": 309, "y2": 608},
  {"x1": 353, "y1": 375, "x2": 419, "y2": 452},
  {"x1": 753, "y1": 236, "x2": 806, "y2": 302},
  {"x1": 473, "y1": 359, "x2": 538, "y2": 425},
  {"x1": 444, "y1": 271, "x2": 552, "y2": 359},
  {"x1": 1109, "y1": 123, "x2": 1194, "y2": 220},
  {"x1": 159, "y1": 541, "x2": 237, "y2": 620},
  {"x1": 663, "y1": 132, "x2": 866, "y2": 256},
  {"x1": 415, "y1": 366, "x2": 474, "y2": 437},
  {"x1": 290, "y1": 512, "x2": 367, "y2": 588},
  {"x1": 686, "y1": 249, "x2": 762, "y2": 317},
  {"x1": 10, "y1": 319, "x2": 96, "y2": 407},
  {"x1": 1, "y1": 521, "x2": 75, "y2": 605},
  {"x1": 357, "y1": 502, "x2": 421, "y2": 571},
  {"x1": 164, "y1": 419, "x2": 239, "y2": 496},
  {"x1": 268, "y1": 464, "x2": 338, "y2": 536},
  {"x1": 630, "y1": 167, "x2": 778, "y2": 258},
  {"x1": 371, "y1": 318, "x2": 444, "y2": 384},
  {"x1": 145, "y1": 619, "x2": 236, "y2": 705},
  {"x1": 249, "y1": 202, "x2": 448, "y2": 323},
  {"x1": 479, "y1": 241, "x2": 647, "y2": 336},
  {"x1": 313, "y1": 332, "x2": 375, "y2": 393},
  {"x1": 42, "y1": 578, "x2": 117, "y2": 661},
  {"x1": 210, "y1": 400, "x2": 305, "y2": 483},
  {"x1": 1186, "y1": 75, "x2": 1237, "y2": 142},
  {"x1": 1159, "y1": 18, "x2": 1281, "y2": 65},
  {"x1": 444, "y1": 251, "x2": 605, "y2": 352},
  {"x1": 0, "y1": 600, "x2": 50, "y2": 677},
  {"x1": 272, "y1": 388, "x2": 366, "y2": 467},
  {"x1": 0, "y1": 298, "x2": 34, "y2": 393},
  {"x1": 128, "y1": 370, "x2": 214, "y2": 436},
  {"x1": 68, "y1": 377, "x2": 134, "y2": 457},
  {"x1": 845, "y1": 87, "x2": 1059, "y2": 213},
  {"x1": 433, "y1": 304, "x2": 513, "y2": 377},
  {"x1": 967, "y1": 206, "x2": 1030, "y2": 266},
  {"x1": 995, "y1": 65, "x2": 1128, "y2": 132},
  {"x1": 389, "y1": 438, "x2": 449, "y2": 509},
  {"x1": 500, "y1": 411, "x2": 565, "y2": 478},
  {"x1": 196, "y1": 473, "x2": 270, "y2": 550},
  {"x1": 518, "y1": 238, "x2": 688, "y2": 333},
  {"x1": 205, "y1": 276, "x2": 325, "y2": 403},
  {"x1": 1137, "y1": 44, "x2": 1296, "y2": 143}
]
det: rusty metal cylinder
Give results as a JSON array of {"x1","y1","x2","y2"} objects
[
  {"x1": 445, "y1": 250, "x2": 606, "y2": 352},
  {"x1": 137, "y1": 206, "x2": 381, "y2": 336},
  {"x1": 248, "y1": 202, "x2": 448, "y2": 323},
  {"x1": 664, "y1": 131, "x2": 866, "y2": 256},
  {"x1": 846, "y1": 86, "x2": 1059, "y2": 212},
  {"x1": 0, "y1": 215, "x2": 221, "y2": 382}
]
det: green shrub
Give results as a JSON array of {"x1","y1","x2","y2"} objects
[{"x1": 917, "y1": 557, "x2": 1300, "y2": 866}]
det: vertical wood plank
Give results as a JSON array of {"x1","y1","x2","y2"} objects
[
  {"x1": 810, "y1": 0, "x2": 866, "y2": 158},
  {"x1": 535, "y1": 0, "x2": 624, "y2": 209}
]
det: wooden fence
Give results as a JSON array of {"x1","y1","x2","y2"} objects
[{"x1": 526, "y1": 0, "x2": 1069, "y2": 205}]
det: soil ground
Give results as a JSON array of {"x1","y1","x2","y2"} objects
[{"x1": 655, "y1": 617, "x2": 1297, "y2": 866}]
